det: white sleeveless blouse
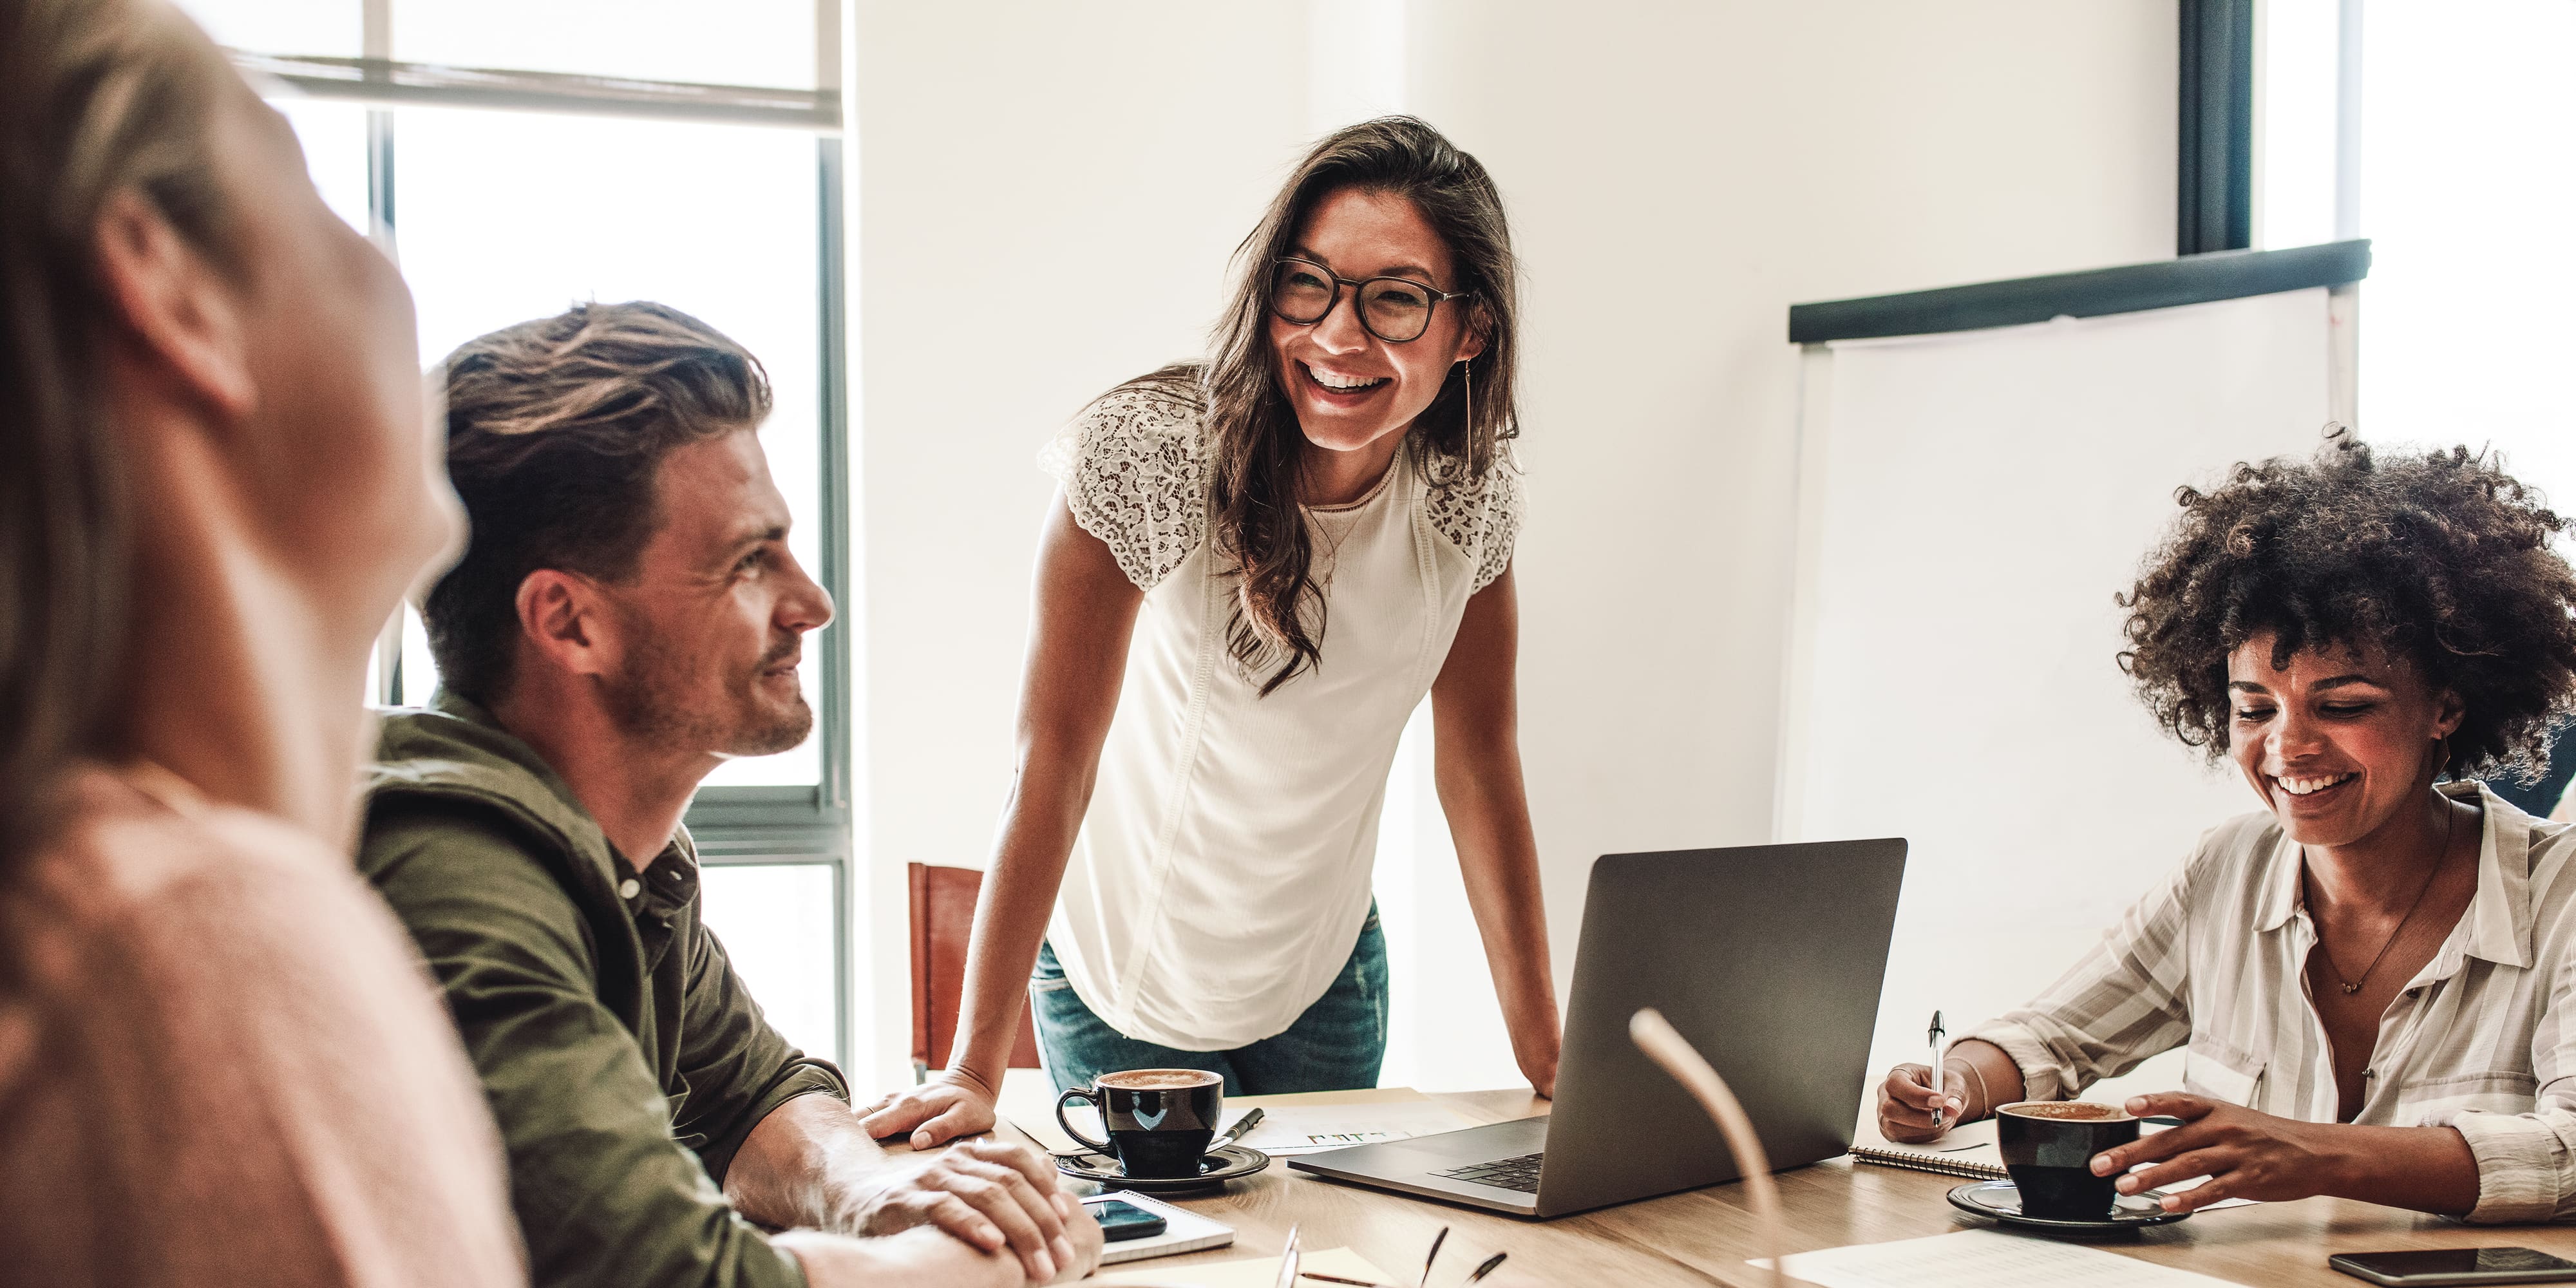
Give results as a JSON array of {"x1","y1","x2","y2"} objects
[{"x1": 1038, "y1": 384, "x2": 1522, "y2": 1048}]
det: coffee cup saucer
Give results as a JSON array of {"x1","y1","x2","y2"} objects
[
  {"x1": 1946, "y1": 1179, "x2": 2191, "y2": 1235},
  {"x1": 1054, "y1": 1144, "x2": 1270, "y2": 1193}
]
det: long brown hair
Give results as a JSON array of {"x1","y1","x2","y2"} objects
[
  {"x1": 0, "y1": 0, "x2": 236, "y2": 872},
  {"x1": 1132, "y1": 116, "x2": 1520, "y2": 694}
]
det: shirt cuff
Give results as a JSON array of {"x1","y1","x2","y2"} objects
[
  {"x1": 1962, "y1": 1019, "x2": 2069, "y2": 1106},
  {"x1": 700, "y1": 1060, "x2": 852, "y2": 1186},
  {"x1": 762, "y1": 1060, "x2": 852, "y2": 1117},
  {"x1": 2447, "y1": 1110, "x2": 2573, "y2": 1224}
]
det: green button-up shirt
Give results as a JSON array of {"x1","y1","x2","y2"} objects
[{"x1": 361, "y1": 692, "x2": 842, "y2": 1288}]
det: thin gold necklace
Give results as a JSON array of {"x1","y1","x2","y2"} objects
[{"x1": 2314, "y1": 804, "x2": 2456, "y2": 996}]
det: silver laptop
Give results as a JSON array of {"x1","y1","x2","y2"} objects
[{"x1": 1288, "y1": 838, "x2": 1906, "y2": 1218}]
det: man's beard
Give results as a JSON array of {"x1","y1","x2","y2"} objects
[{"x1": 603, "y1": 627, "x2": 813, "y2": 757}]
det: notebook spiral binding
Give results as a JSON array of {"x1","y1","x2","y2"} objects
[{"x1": 1846, "y1": 1146, "x2": 2008, "y2": 1181}]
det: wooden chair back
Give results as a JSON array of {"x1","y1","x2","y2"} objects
[{"x1": 907, "y1": 862, "x2": 1043, "y2": 1079}]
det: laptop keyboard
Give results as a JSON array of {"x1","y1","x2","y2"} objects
[{"x1": 1434, "y1": 1150, "x2": 1544, "y2": 1193}]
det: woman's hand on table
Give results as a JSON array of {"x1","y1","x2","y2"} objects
[
  {"x1": 1517, "y1": 1030, "x2": 1560, "y2": 1099},
  {"x1": 860, "y1": 1067, "x2": 1001, "y2": 1150},
  {"x1": 1875, "y1": 1062, "x2": 1968, "y2": 1143},
  {"x1": 2092, "y1": 1094, "x2": 2349, "y2": 1212}
]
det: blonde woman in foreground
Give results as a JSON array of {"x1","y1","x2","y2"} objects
[{"x1": 0, "y1": 1, "x2": 522, "y2": 1281}]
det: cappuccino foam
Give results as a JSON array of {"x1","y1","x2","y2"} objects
[
  {"x1": 2001, "y1": 1101, "x2": 2129, "y2": 1122},
  {"x1": 1098, "y1": 1068, "x2": 1220, "y2": 1090}
]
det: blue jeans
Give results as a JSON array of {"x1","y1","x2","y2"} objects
[{"x1": 1030, "y1": 905, "x2": 1388, "y2": 1095}]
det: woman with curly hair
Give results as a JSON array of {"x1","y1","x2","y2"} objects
[{"x1": 1875, "y1": 435, "x2": 2576, "y2": 1222}]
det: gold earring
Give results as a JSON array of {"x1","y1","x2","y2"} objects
[{"x1": 1461, "y1": 361, "x2": 1473, "y2": 428}]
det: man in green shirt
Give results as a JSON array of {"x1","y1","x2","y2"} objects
[{"x1": 363, "y1": 302, "x2": 1098, "y2": 1288}]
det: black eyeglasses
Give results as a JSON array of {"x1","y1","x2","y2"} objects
[{"x1": 1268, "y1": 256, "x2": 1474, "y2": 344}]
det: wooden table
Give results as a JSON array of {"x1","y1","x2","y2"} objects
[{"x1": 1025, "y1": 1090, "x2": 2576, "y2": 1287}]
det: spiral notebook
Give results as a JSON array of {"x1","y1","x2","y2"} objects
[{"x1": 1846, "y1": 1119, "x2": 2009, "y2": 1180}]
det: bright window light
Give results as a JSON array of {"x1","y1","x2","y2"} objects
[
  {"x1": 2257, "y1": 0, "x2": 2340, "y2": 250},
  {"x1": 178, "y1": 0, "x2": 850, "y2": 1068},
  {"x1": 395, "y1": 106, "x2": 825, "y2": 786},
  {"x1": 393, "y1": 0, "x2": 816, "y2": 88},
  {"x1": 2358, "y1": 1, "x2": 2576, "y2": 507},
  {"x1": 699, "y1": 863, "x2": 839, "y2": 1060},
  {"x1": 170, "y1": 0, "x2": 359, "y2": 57},
  {"x1": 269, "y1": 97, "x2": 371, "y2": 238}
]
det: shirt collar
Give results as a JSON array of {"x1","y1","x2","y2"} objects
[
  {"x1": 2252, "y1": 824, "x2": 2304, "y2": 934},
  {"x1": 2251, "y1": 781, "x2": 2534, "y2": 970},
  {"x1": 2456, "y1": 780, "x2": 2535, "y2": 970}
]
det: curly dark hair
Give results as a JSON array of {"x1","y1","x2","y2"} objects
[{"x1": 2118, "y1": 433, "x2": 2576, "y2": 779}]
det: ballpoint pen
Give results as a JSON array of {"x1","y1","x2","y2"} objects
[
  {"x1": 1213, "y1": 1107, "x2": 1265, "y2": 1153},
  {"x1": 1926, "y1": 1009, "x2": 1949, "y2": 1129},
  {"x1": 1299, "y1": 1253, "x2": 1508, "y2": 1288},
  {"x1": 1301, "y1": 1249, "x2": 1506, "y2": 1288}
]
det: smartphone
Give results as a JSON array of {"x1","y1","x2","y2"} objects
[
  {"x1": 2329, "y1": 1248, "x2": 2576, "y2": 1285},
  {"x1": 1086, "y1": 1197, "x2": 1168, "y2": 1243}
]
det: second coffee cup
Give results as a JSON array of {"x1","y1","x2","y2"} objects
[
  {"x1": 1056, "y1": 1068, "x2": 1225, "y2": 1179},
  {"x1": 1994, "y1": 1100, "x2": 2142, "y2": 1220}
]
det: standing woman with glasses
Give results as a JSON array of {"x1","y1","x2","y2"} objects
[{"x1": 866, "y1": 116, "x2": 1560, "y2": 1145}]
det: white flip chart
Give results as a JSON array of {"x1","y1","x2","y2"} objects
[{"x1": 1779, "y1": 288, "x2": 2338, "y2": 1092}]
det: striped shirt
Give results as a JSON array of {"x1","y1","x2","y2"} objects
[{"x1": 1967, "y1": 781, "x2": 2576, "y2": 1224}]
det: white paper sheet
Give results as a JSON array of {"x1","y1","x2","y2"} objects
[
  {"x1": 1222, "y1": 1100, "x2": 1481, "y2": 1156},
  {"x1": 1758, "y1": 1229, "x2": 2244, "y2": 1287},
  {"x1": 1094, "y1": 1246, "x2": 1392, "y2": 1287}
]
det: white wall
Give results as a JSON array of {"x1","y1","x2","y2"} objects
[
  {"x1": 847, "y1": 0, "x2": 2179, "y2": 1090},
  {"x1": 1387, "y1": 0, "x2": 2179, "y2": 1089},
  {"x1": 848, "y1": 3, "x2": 1317, "y2": 1085}
]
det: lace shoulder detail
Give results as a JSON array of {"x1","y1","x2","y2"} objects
[
  {"x1": 1039, "y1": 383, "x2": 1209, "y2": 590},
  {"x1": 1422, "y1": 456, "x2": 1524, "y2": 593}
]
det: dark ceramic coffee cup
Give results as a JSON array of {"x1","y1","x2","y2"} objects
[
  {"x1": 1056, "y1": 1068, "x2": 1224, "y2": 1179},
  {"x1": 1995, "y1": 1101, "x2": 2141, "y2": 1220}
]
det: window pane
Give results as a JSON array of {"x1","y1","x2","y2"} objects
[
  {"x1": 394, "y1": 0, "x2": 817, "y2": 88},
  {"x1": 2360, "y1": 2, "x2": 2576, "y2": 506},
  {"x1": 399, "y1": 602, "x2": 437, "y2": 706},
  {"x1": 173, "y1": 0, "x2": 360, "y2": 57},
  {"x1": 395, "y1": 108, "x2": 824, "y2": 786},
  {"x1": 269, "y1": 97, "x2": 371, "y2": 238},
  {"x1": 699, "y1": 862, "x2": 838, "y2": 1061},
  {"x1": 2257, "y1": 0, "x2": 2340, "y2": 249}
]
